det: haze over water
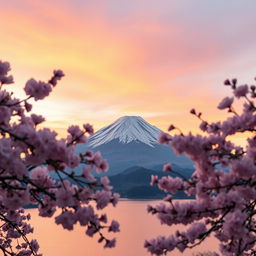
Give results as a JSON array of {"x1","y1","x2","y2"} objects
[{"x1": 28, "y1": 200, "x2": 219, "y2": 256}]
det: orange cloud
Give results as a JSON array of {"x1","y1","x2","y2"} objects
[{"x1": 1, "y1": 0, "x2": 255, "y2": 143}]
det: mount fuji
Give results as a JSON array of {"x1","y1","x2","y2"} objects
[
  {"x1": 88, "y1": 116, "x2": 161, "y2": 148},
  {"x1": 77, "y1": 116, "x2": 192, "y2": 176}
]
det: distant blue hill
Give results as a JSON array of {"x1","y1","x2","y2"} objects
[{"x1": 109, "y1": 165, "x2": 194, "y2": 199}]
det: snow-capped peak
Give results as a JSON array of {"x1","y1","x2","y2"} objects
[{"x1": 88, "y1": 116, "x2": 162, "y2": 148}]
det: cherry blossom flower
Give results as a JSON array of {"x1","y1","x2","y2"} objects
[
  {"x1": 24, "y1": 79, "x2": 52, "y2": 101},
  {"x1": 146, "y1": 75, "x2": 256, "y2": 255},
  {"x1": 108, "y1": 220, "x2": 120, "y2": 232},
  {"x1": 0, "y1": 60, "x2": 119, "y2": 256},
  {"x1": 163, "y1": 163, "x2": 172, "y2": 172},
  {"x1": 233, "y1": 84, "x2": 248, "y2": 98},
  {"x1": 217, "y1": 96, "x2": 234, "y2": 109},
  {"x1": 158, "y1": 132, "x2": 172, "y2": 144}
]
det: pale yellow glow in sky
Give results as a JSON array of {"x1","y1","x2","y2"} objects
[{"x1": 1, "y1": 0, "x2": 256, "y2": 146}]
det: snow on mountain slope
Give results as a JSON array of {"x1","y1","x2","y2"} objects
[{"x1": 88, "y1": 116, "x2": 161, "y2": 148}]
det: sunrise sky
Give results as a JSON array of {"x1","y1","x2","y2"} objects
[{"x1": 1, "y1": 0, "x2": 256, "y2": 141}]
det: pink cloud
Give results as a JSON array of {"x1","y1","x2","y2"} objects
[{"x1": 1, "y1": 0, "x2": 256, "y2": 136}]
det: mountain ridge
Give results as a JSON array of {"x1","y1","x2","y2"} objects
[
  {"x1": 109, "y1": 165, "x2": 194, "y2": 199},
  {"x1": 77, "y1": 116, "x2": 193, "y2": 176}
]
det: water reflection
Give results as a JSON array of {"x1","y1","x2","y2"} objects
[{"x1": 28, "y1": 200, "x2": 219, "y2": 256}]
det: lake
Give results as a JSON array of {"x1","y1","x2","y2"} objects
[{"x1": 27, "y1": 200, "x2": 219, "y2": 256}]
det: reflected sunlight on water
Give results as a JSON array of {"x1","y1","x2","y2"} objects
[{"x1": 27, "y1": 200, "x2": 219, "y2": 256}]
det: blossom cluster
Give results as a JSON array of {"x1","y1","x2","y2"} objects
[
  {"x1": 146, "y1": 78, "x2": 256, "y2": 255},
  {"x1": 0, "y1": 61, "x2": 119, "y2": 256}
]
